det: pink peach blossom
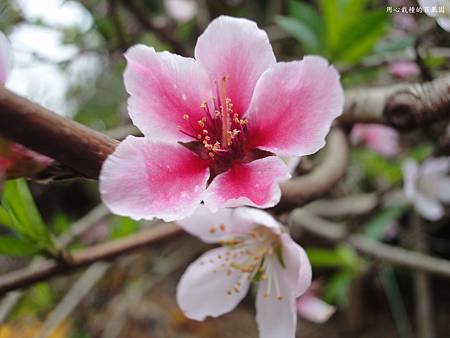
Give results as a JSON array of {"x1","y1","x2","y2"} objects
[
  {"x1": 297, "y1": 291, "x2": 335, "y2": 324},
  {"x1": 164, "y1": 0, "x2": 198, "y2": 22},
  {"x1": 100, "y1": 16, "x2": 344, "y2": 221},
  {"x1": 351, "y1": 123, "x2": 400, "y2": 157},
  {"x1": 403, "y1": 157, "x2": 450, "y2": 221},
  {"x1": 0, "y1": 141, "x2": 52, "y2": 179},
  {"x1": 176, "y1": 206, "x2": 311, "y2": 338},
  {"x1": 388, "y1": 61, "x2": 420, "y2": 79}
]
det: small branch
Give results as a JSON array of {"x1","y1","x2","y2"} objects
[
  {"x1": 412, "y1": 214, "x2": 436, "y2": 338},
  {"x1": 342, "y1": 73, "x2": 450, "y2": 129},
  {"x1": 0, "y1": 204, "x2": 110, "y2": 322},
  {"x1": 36, "y1": 263, "x2": 110, "y2": 338},
  {"x1": 280, "y1": 128, "x2": 349, "y2": 206},
  {"x1": 289, "y1": 209, "x2": 450, "y2": 279},
  {"x1": 0, "y1": 87, "x2": 118, "y2": 179},
  {"x1": 0, "y1": 222, "x2": 182, "y2": 294},
  {"x1": 121, "y1": 0, "x2": 189, "y2": 56}
]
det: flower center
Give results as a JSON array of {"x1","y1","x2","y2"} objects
[
  {"x1": 179, "y1": 76, "x2": 269, "y2": 177},
  {"x1": 200, "y1": 225, "x2": 284, "y2": 298}
]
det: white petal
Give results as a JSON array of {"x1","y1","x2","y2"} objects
[
  {"x1": 177, "y1": 247, "x2": 251, "y2": 320},
  {"x1": 402, "y1": 159, "x2": 419, "y2": 200},
  {"x1": 422, "y1": 177, "x2": 450, "y2": 203},
  {"x1": 421, "y1": 157, "x2": 450, "y2": 177},
  {"x1": 256, "y1": 267, "x2": 297, "y2": 338},
  {"x1": 233, "y1": 207, "x2": 283, "y2": 235},
  {"x1": 0, "y1": 32, "x2": 13, "y2": 84},
  {"x1": 413, "y1": 192, "x2": 444, "y2": 221},
  {"x1": 281, "y1": 234, "x2": 312, "y2": 297}
]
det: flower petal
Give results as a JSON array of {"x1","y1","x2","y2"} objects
[
  {"x1": 0, "y1": 32, "x2": 13, "y2": 84},
  {"x1": 425, "y1": 177, "x2": 450, "y2": 203},
  {"x1": 256, "y1": 261, "x2": 297, "y2": 338},
  {"x1": 413, "y1": 191, "x2": 444, "y2": 221},
  {"x1": 204, "y1": 156, "x2": 290, "y2": 211},
  {"x1": 246, "y1": 56, "x2": 344, "y2": 157},
  {"x1": 421, "y1": 157, "x2": 450, "y2": 177},
  {"x1": 177, "y1": 205, "x2": 239, "y2": 243},
  {"x1": 437, "y1": 16, "x2": 450, "y2": 32},
  {"x1": 297, "y1": 293, "x2": 336, "y2": 323},
  {"x1": 195, "y1": 16, "x2": 276, "y2": 115},
  {"x1": 177, "y1": 247, "x2": 251, "y2": 320},
  {"x1": 281, "y1": 234, "x2": 312, "y2": 297},
  {"x1": 124, "y1": 45, "x2": 211, "y2": 141},
  {"x1": 99, "y1": 136, "x2": 209, "y2": 221},
  {"x1": 403, "y1": 159, "x2": 419, "y2": 200}
]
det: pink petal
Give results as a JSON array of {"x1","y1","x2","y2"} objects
[
  {"x1": 195, "y1": 16, "x2": 276, "y2": 116},
  {"x1": 124, "y1": 45, "x2": 211, "y2": 142},
  {"x1": 99, "y1": 136, "x2": 210, "y2": 221},
  {"x1": 256, "y1": 259, "x2": 297, "y2": 338},
  {"x1": 177, "y1": 246, "x2": 251, "y2": 320},
  {"x1": 351, "y1": 124, "x2": 400, "y2": 157},
  {"x1": 281, "y1": 234, "x2": 312, "y2": 297},
  {"x1": 164, "y1": 0, "x2": 198, "y2": 22},
  {"x1": 388, "y1": 61, "x2": 420, "y2": 79},
  {"x1": 0, "y1": 32, "x2": 13, "y2": 84},
  {"x1": 246, "y1": 56, "x2": 344, "y2": 157},
  {"x1": 297, "y1": 293, "x2": 336, "y2": 323},
  {"x1": 204, "y1": 156, "x2": 290, "y2": 211}
]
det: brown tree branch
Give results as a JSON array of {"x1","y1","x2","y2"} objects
[
  {"x1": 0, "y1": 222, "x2": 182, "y2": 295},
  {"x1": 342, "y1": 73, "x2": 450, "y2": 129},
  {"x1": 289, "y1": 208, "x2": 450, "y2": 279},
  {"x1": 280, "y1": 128, "x2": 349, "y2": 206},
  {"x1": 0, "y1": 87, "x2": 118, "y2": 179}
]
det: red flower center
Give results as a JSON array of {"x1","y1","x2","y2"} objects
[{"x1": 180, "y1": 76, "x2": 270, "y2": 177}]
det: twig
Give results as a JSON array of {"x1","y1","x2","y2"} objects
[
  {"x1": 0, "y1": 222, "x2": 182, "y2": 294},
  {"x1": 36, "y1": 263, "x2": 110, "y2": 338},
  {"x1": 280, "y1": 128, "x2": 349, "y2": 206},
  {"x1": 121, "y1": 0, "x2": 189, "y2": 56},
  {"x1": 342, "y1": 73, "x2": 450, "y2": 129},
  {"x1": 412, "y1": 214, "x2": 436, "y2": 338},
  {"x1": 101, "y1": 240, "x2": 206, "y2": 338},
  {"x1": 0, "y1": 87, "x2": 118, "y2": 179},
  {"x1": 0, "y1": 204, "x2": 110, "y2": 322},
  {"x1": 289, "y1": 209, "x2": 450, "y2": 278}
]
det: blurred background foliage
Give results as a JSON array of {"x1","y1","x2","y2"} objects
[{"x1": 0, "y1": 0, "x2": 450, "y2": 337}]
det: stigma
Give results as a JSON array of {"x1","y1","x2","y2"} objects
[{"x1": 179, "y1": 75, "x2": 249, "y2": 163}]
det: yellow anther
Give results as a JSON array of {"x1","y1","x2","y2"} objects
[
  {"x1": 219, "y1": 224, "x2": 226, "y2": 231},
  {"x1": 209, "y1": 227, "x2": 216, "y2": 234},
  {"x1": 209, "y1": 152, "x2": 215, "y2": 158},
  {"x1": 197, "y1": 134, "x2": 202, "y2": 140},
  {"x1": 183, "y1": 114, "x2": 190, "y2": 120}
]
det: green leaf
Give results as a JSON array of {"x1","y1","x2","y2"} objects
[
  {"x1": 323, "y1": 270, "x2": 355, "y2": 306},
  {"x1": 0, "y1": 236, "x2": 39, "y2": 256},
  {"x1": 275, "y1": 16, "x2": 322, "y2": 53},
  {"x1": 1, "y1": 179, "x2": 55, "y2": 251},
  {"x1": 336, "y1": 10, "x2": 390, "y2": 63},
  {"x1": 306, "y1": 245, "x2": 360, "y2": 271},
  {"x1": 110, "y1": 216, "x2": 138, "y2": 239},
  {"x1": 362, "y1": 207, "x2": 405, "y2": 240},
  {"x1": 287, "y1": 0, "x2": 325, "y2": 42}
]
